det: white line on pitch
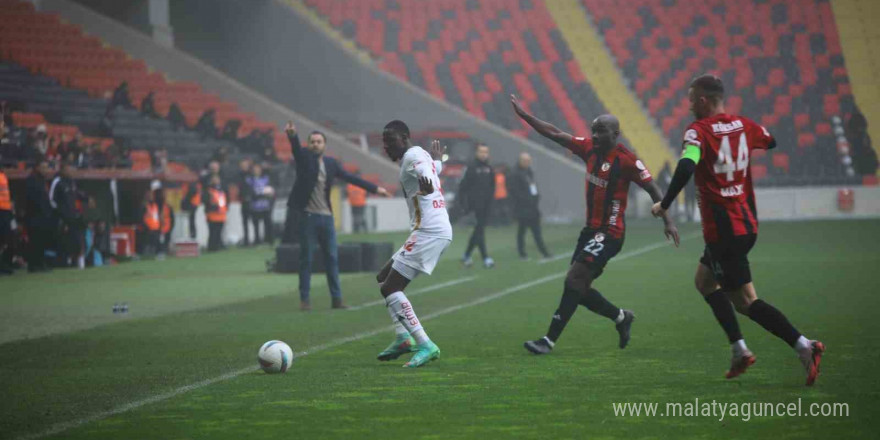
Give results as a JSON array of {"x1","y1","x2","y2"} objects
[
  {"x1": 20, "y1": 236, "x2": 690, "y2": 440},
  {"x1": 346, "y1": 276, "x2": 478, "y2": 311}
]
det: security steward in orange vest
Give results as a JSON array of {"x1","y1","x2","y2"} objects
[
  {"x1": 182, "y1": 180, "x2": 202, "y2": 239},
  {"x1": 0, "y1": 169, "x2": 13, "y2": 275},
  {"x1": 142, "y1": 188, "x2": 175, "y2": 256},
  {"x1": 203, "y1": 175, "x2": 227, "y2": 252}
]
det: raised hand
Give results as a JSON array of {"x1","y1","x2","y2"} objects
[
  {"x1": 510, "y1": 94, "x2": 527, "y2": 118},
  {"x1": 284, "y1": 120, "x2": 297, "y2": 136},
  {"x1": 417, "y1": 176, "x2": 434, "y2": 196},
  {"x1": 430, "y1": 139, "x2": 447, "y2": 161}
]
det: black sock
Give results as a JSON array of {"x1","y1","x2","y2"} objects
[
  {"x1": 704, "y1": 290, "x2": 743, "y2": 343},
  {"x1": 579, "y1": 288, "x2": 620, "y2": 321},
  {"x1": 747, "y1": 299, "x2": 801, "y2": 347},
  {"x1": 546, "y1": 286, "x2": 581, "y2": 342}
]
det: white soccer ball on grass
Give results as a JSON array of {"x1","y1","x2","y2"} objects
[{"x1": 258, "y1": 340, "x2": 294, "y2": 374}]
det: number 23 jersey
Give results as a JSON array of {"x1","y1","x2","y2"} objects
[{"x1": 684, "y1": 113, "x2": 773, "y2": 242}]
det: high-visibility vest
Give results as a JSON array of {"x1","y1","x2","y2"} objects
[
  {"x1": 143, "y1": 202, "x2": 173, "y2": 233},
  {"x1": 189, "y1": 182, "x2": 202, "y2": 206},
  {"x1": 494, "y1": 172, "x2": 507, "y2": 200},
  {"x1": 206, "y1": 187, "x2": 227, "y2": 223},
  {"x1": 346, "y1": 184, "x2": 367, "y2": 208},
  {"x1": 144, "y1": 202, "x2": 160, "y2": 231},
  {"x1": 0, "y1": 171, "x2": 10, "y2": 211}
]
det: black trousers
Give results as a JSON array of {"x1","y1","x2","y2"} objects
[
  {"x1": 465, "y1": 205, "x2": 491, "y2": 258},
  {"x1": 241, "y1": 208, "x2": 251, "y2": 245},
  {"x1": 27, "y1": 221, "x2": 54, "y2": 271},
  {"x1": 187, "y1": 209, "x2": 198, "y2": 239},
  {"x1": 516, "y1": 215, "x2": 550, "y2": 258},
  {"x1": 0, "y1": 210, "x2": 12, "y2": 270},
  {"x1": 207, "y1": 221, "x2": 224, "y2": 251},
  {"x1": 351, "y1": 206, "x2": 367, "y2": 233},
  {"x1": 250, "y1": 211, "x2": 273, "y2": 244}
]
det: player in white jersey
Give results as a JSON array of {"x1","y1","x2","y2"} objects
[{"x1": 375, "y1": 120, "x2": 451, "y2": 368}]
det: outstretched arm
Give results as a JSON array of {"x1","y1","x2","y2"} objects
[
  {"x1": 284, "y1": 121, "x2": 303, "y2": 159},
  {"x1": 510, "y1": 94, "x2": 576, "y2": 150}
]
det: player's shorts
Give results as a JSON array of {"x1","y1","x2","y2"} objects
[
  {"x1": 391, "y1": 232, "x2": 452, "y2": 280},
  {"x1": 699, "y1": 234, "x2": 757, "y2": 290},
  {"x1": 570, "y1": 228, "x2": 623, "y2": 279}
]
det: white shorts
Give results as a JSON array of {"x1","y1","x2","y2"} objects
[{"x1": 391, "y1": 233, "x2": 452, "y2": 280}]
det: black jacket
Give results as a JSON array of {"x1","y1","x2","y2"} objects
[
  {"x1": 286, "y1": 132, "x2": 377, "y2": 212},
  {"x1": 458, "y1": 159, "x2": 495, "y2": 211},
  {"x1": 508, "y1": 166, "x2": 540, "y2": 220},
  {"x1": 24, "y1": 172, "x2": 54, "y2": 227},
  {"x1": 49, "y1": 175, "x2": 84, "y2": 226}
]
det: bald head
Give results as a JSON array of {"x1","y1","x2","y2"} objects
[
  {"x1": 518, "y1": 152, "x2": 532, "y2": 169},
  {"x1": 590, "y1": 114, "x2": 620, "y2": 150}
]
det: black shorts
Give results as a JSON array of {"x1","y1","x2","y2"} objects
[
  {"x1": 700, "y1": 234, "x2": 757, "y2": 290},
  {"x1": 570, "y1": 228, "x2": 623, "y2": 279}
]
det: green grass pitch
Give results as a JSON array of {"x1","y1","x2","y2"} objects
[{"x1": 1, "y1": 219, "x2": 878, "y2": 439}]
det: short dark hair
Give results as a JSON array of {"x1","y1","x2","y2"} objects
[
  {"x1": 690, "y1": 74, "x2": 724, "y2": 103},
  {"x1": 383, "y1": 120, "x2": 410, "y2": 138},
  {"x1": 475, "y1": 143, "x2": 489, "y2": 150},
  {"x1": 308, "y1": 131, "x2": 326, "y2": 142}
]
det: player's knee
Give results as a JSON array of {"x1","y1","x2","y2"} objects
[
  {"x1": 727, "y1": 290, "x2": 755, "y2": 314},
  {"x1": 694, "y1": 274, "x2": 716, "y2": 296}
]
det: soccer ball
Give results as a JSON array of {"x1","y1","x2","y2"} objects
[{"x1": 257, "y1": 340, "x2": 294, "y2": 374}]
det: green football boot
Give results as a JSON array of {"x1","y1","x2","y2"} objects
[
  {"x1": 377, "y1": 334, "x2": 416, "y2": 361},
  {"x1": 403, "y1": 341, "x2": 440, "y2": 368}
]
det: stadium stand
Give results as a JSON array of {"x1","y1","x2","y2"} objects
[
  {"x1": 581, "y1": 0, "x2": 861, "y2": 185},
  {"x1": 299, "y1": 0, "x2": 615, "y2": 159},
  {"x1": 0, "y1": 0, "x2": 291, "y2": 172}
]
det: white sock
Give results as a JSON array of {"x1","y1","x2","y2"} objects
[
  {"x1": 794, "y1": 335, "x2": 812, "y2": 353},
  {"x1": 731, "y1": 339, "x2": 749, "y2": 356},
  {"x1": 614, "y1": 309, "x2": 625, "y2": 324},
  {"x1": 391, "y1": 319, "x2": 409, "y2": 338},
  {"x1": 385, "y1": 291, "x2": 429, "y2": 344}
]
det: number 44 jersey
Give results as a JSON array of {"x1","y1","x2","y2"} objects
[{"x1": 683, "y1": 114, "x2": 774, "y2": 243}]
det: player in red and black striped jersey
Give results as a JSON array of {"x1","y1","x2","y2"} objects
[
  {"x1": 652, "y1": 74, "x2": 824, "y2": 386},
  {"x1": 511, "y1": 94, "x2": 679, "y2": 355}
]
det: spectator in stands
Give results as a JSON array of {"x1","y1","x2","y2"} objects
[
  {"x1": 0, "y1": 168, "x2": 12, "y2": 275},
  {"x1": 0, "y1": 113, "x2": 21, "y2": 165},
  {"x1": 458, "y1": 143, "x2": 496, "y2": 269},
  {"x1": 141, "y1": 91, "x2": 160, "y2": 119},
  {"x1": 151, "y1": 148, "x2": 168, "y2": 173},
  {"x1": 24, "y1": 159, "x2": 55, "y2": 273},
  {"x1": 26, "y1": 124, "x2": 49, "y2": 161},
  {"x1": 283, "y1": 121, "x2": 389, "y2": 310},
  {"x1": 237, "y1": 158, "x2": 253, "y2": 246},
  {"x1": 221, "y1": 119, "x2": 242, "y2": 142},
  {"x1": 50, "y1": 161, "x2": 90, "y2": 269},
  {"x1": 106, "y1": 81, "x2": 133, "y2": 117},
  {"x1": 508, "y1": 152, "x2": 551, "y2": 261},
  {"x1": 167, "y1": 102, "x2": 187, "y2": 131},
  {"x1": 246, "y1": 163, "x2": 275, "y2": 245},
  {"x1": 346, "y1": 171, "x2": 368, "y2": 233},
  {"x1": 195, "y1": 109, "x2": 217, "y2": 140},
  {"x1": 203, "y1": 174, "x2": 228, "y2": 252},
  {"x1": 847, "y1": 110, "x2": 878, "y2": 176}
]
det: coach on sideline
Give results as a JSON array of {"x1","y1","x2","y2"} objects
[{"x1": 283, "y1": 121, "x2": 389, "y2": 311}]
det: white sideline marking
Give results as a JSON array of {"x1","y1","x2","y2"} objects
[
  {"x1": 347, "y1": 276, "x2": 478, "y2": 311},
  {"x1": 20, "y1": 236, "x2": 693, "y2": 440},
  {"x1": 538, "y1": 231, "x2": 702, "y2": 264}
]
